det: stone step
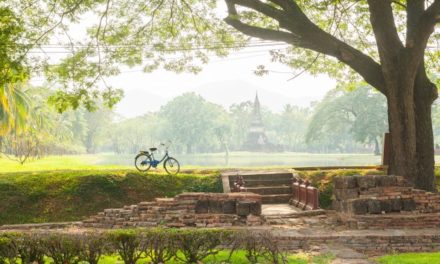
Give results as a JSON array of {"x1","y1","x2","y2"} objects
[
  {"x1": 242, "y1": 179, "x2": 292, "y2": 187},
  {"x1": 246, "y1": 186, "x2": 291, "y2": 195},
  {"x1": 262, "y1": 194, "x2": 291, "y2": 204},
  {"x1": 239, "y1": 172, "x2": 293, "y2": 181}
]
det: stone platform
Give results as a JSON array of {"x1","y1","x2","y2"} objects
[{"x1": 82, "y1": 192, "x2": 263, "y2": 228}]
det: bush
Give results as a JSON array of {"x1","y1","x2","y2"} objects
[
  {"x1": 230, "y1": 230, "x2": 287, "y2": 264},
  {"x1": 233, "y1": 231, "x2": 263, "y2": 264},
  {"x1": 140, "y1": 228, "x2": 177, "y2": 264},
  {"x1": 0, "y1": 228, "x2": 292, "y2": 264},
  {"x1": 0, "y1": 235, "x2": 17, "y2": 264},
  {"x1": 77, "y1": 232, "x2": 110, "y2": 264},
  {"x1": 11, "y1": 232, "x2": 45, "y2": 264},
  {"x1": 174, "y1": 229, "x2": 233, "y2": 264},
  {"x1": 41, "y1": 233, "x2": 81, "y2": 264},
  {"x1": 107, "y1": 229, "x2": 143, "y2": 264}
]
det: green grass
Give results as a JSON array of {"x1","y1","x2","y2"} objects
[
  {"x1": 96, "y1": 250, "x2": 334, "y2": 264},
  {"x1": 0, "y1": 155, "x2": 129, "y2": 173},
  {"x1": 377, "y1": 252, "x2": 440, "y2": 264},
  {"x1": 0, "y1": 169, "x2": 221, "y2": 225}
]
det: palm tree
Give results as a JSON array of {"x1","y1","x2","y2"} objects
[{"x1": 0, "y1": 84, "x2": 30, "y2": 135}]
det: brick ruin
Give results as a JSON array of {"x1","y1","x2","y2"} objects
[
  {"x1": 83, "y1": 192, "x2": 263, "y2": 228},
  {"x1": 333, "y1": 174, "x2": 440, "y2": 229}
]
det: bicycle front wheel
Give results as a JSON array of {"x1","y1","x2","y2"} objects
[
  {"x1": 135, "y1": 154, "x2": 152, "y2": 172},
  {"x1": 164, "y1": 157, "x2": 180, "y2": 175}
]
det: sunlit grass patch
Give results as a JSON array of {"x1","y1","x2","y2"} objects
[{"x1": 376, "y1": 252, "x2": 440, "y2": 264}]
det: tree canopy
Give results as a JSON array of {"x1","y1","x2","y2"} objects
[{"x1": 3, "y1": 0, "x2": 440, "y2": 190}]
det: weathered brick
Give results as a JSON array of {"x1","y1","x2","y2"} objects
[
  {"x1": 236, "y1": 201, "x2": 251, "y2": 216},
  {"x1": 334, "y1": 176, "x2": 358, "y2": 189},
  {"x1": 195, "y1": 200, "x2": 209, "y2": 214},
  {"x1": 402, "y1": 198, "x2": 416, "y2": 211},
  {"x1": 367, "y1": 200, "x2": 382, "y2": 214}
]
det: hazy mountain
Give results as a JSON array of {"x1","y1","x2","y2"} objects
[
  {"x1": 115, "y1": 80, "x2": 321, "y2": 117},
  {"x1": 115, "y1": 88, "x2": 170, "y2": 118},
  {"x1": 193, "y1": 80, "x2": 320, "y2": 112}
]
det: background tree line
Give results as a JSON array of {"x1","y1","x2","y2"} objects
[{"x1": 5, "y1": 82, "x2": 433, "y2": 162}]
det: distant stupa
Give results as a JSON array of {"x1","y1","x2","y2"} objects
[{"x1": 242, "y1": 92, "x2": 272, "y2": 151}]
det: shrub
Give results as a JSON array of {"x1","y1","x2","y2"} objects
[
  {"x1": 258, "y1": 230, "x2": 287, "y2": 264},
  {"x1": 0, "y1": 235, "x2": 17, "y2": 264},
  {"x1": 77, "y1": 232, "x2": 110, "y2": 264},
  {"x1": 107, "y1": 229, "x2": 143, "y2": 264},
  {"x1": 174, "y1": 229, "x2": 232, "y2": 264},
  {"x1": 140, "y1": 228, "x2": 177, "y2": 264},
  {"x1": 11, "y1": 232, "x2": 45, "y2": 264},
  {"x1": 41, "y1": 233, "x2": 81, "y2": 264},
  {"x1": 232, "y1": 231, "x2": 264, "y2": 264}
]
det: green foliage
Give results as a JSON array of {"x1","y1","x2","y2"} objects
[
  {"x1": 107, "y1": 230, "x2": 143, "y2": 264},
  {"x1": 41, "y1": 233, "x2": 81, "y2": 264},
  {"x1": 140, "y1": 228, "x2": 177, "y2": 264},
  {"x1": 78, "y1": 232, "x2": 110, "y2": 264},
  {"x1": 306, "y1": 85, "x2": 387, "y2": 154},
  {"x1": 0, "y1": 170, "x2": 221, "y2": 225},
  {"x1": 159, "y1": 92, "x2": 231, "y2": 154},
  {"x1": 174, "y1": 229, "x2": 232, "y2": 263},
  {"x1": 0, "y1": 235, "x2": 16, "y2": 264},
  {"x1": 0, "y1": 230, "x2": 331, "y2": 264}
]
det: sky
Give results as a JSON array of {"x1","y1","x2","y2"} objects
[
  {"x1": 108, "y1": 47, "x2": 336, "y2": 118},
  {"x1": 30, "y1": 3, "x2": 338, "y2": 119}
]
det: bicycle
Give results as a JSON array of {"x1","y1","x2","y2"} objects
[{"x1": 134, "y1": 143, "x2": 180, "y2": 175}]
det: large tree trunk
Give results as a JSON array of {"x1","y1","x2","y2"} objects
[{"x1": 387, "y1": 69, "x2": 437, "y2": 192}]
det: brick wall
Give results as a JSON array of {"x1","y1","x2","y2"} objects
[
  {"x1": 83, "y1": 192, "x2": 263, "y2": 228},
  {"x1": 332, "y1": 175, "x2": 440, "y2": 229}
]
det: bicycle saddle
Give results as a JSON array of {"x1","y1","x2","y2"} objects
[{"x1": 149, "y1": 147, "x2": 158, "y2": 151}]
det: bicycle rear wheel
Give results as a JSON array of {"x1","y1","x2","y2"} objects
[
  {"x1": 164, "y1": 157, "x2": 180, "y2": 175},
  {"x1": 135, "y1": 154, "x2": 152, "y2": 172}
]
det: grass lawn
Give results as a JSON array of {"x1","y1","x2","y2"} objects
[
  {"x1": 376, "y1": 252, "x2": 440, "y2": 264},
  {"x1": 0, "y1": 152, "x2": 386, "y2": 173},
  {"x1": 0, "y1": 169, "x2": 221, "y2": 224},
  {"x1": 0, "y1": 155, "x2": 130, "y2": 173}
]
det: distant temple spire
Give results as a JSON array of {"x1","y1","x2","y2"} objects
[{"x1": 242, "y1": 91, "x2": 274, "y2": 151}]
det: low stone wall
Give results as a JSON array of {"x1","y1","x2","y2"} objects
[
  {"x1": 83, "y1": 192, "x2": 263, "y2": 228},
  {"x1": 275, "y1": 229, "x2": 440, "y2": 256},
  {"x1": 332, "y1": 175, "x2": 440, "y2": 229}
]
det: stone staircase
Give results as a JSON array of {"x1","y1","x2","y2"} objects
[{"x1": 224, "y1": 171, "x2": 293, "y2": 204}]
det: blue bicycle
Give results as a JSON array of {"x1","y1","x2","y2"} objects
[{"x1": 135, "y1": 143, "x2": 180, "y2": 175}]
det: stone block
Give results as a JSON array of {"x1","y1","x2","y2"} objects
[
  {"x1": 237, "y1": 201, "x2": 250, "y2": 216},
  {"x1": 390, "y1": 199, "x2": 402, "y2": 212},
  {"x1": 222, "y1": 200, "x2": 236, "y2": 214},
  {"x1": 377, "y1": 175, "x2": 397, "y2": 187},
  {"x1": 332, "y1": 200, "x2": 342, "y2": 211},
  {"x1": 334, "y1": 176, "x2": 358, "y2": 189},
  {"x1": 357, "y1": 176, "x2": 377, "y2": 190},
  {"x1": 208, "y1": 200, "x2": 223, "y2": 214},
  {"x1": 195, "y1": 200, "x2": 209, "y2": 214},
  {"x1": 334, "y1": 188, "x2": 359, "y2": 200},
  {"x1": 349, "y1": 199, "x2": 368, "y2": 215},
  {"x1": 249, "y1": 201, "x2": 262, "y2": 215},
  {"x1": 367, "y1": 199, "x2": 381, "y2": 214},
  {"x1": 379, "y1": 199, "x2": 392, "y2": 213},
  {"x1": 396, "y1": 176, "x2": 412, "y2": 187},
  {"x1": 402, "y1": 198, "x2": 416, "y2": 211}
]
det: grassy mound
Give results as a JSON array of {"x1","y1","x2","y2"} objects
[{"x1": 0, "y1": 170, "x2": 222, "y2": 225}]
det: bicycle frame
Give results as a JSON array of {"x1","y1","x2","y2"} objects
[{"x1": 147, "y1": 148, "x2": 169, "y2": 168}]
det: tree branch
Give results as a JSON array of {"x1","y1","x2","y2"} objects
[
  {"x1": 366, "y1": 0, "x2": 404, "y2": 63},
  {"x1": 224, "y1": 0, "x2": 386, "y2": 94},
  {"x1": 407, "y1": 0, "x2": 440, "y2": 61}
]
